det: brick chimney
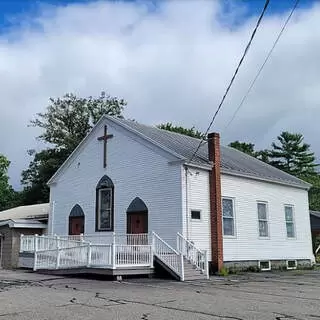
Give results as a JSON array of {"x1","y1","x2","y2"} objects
[{"x1": 208, "y1": 132, "x2": 223, "y2": 272}]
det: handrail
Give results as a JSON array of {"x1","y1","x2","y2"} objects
[
  {"x1": 35, "y1": 244, "x2": 88, "y2": 253},
  {"x1": 153, "y1": 232, "x2": 180, "y2": 255},
  {"x1": 152, "y1": 232, "x2": 184, "y2": 280},
  {"x1": 177, "y1": 232, "x2": 203, "y2": 253},
  {"x1": 316, "y1": 244, "x2": 320, "y2": 255},
  {"x1": 177, "y1": 232, "x2": 209, "y2": 279}
]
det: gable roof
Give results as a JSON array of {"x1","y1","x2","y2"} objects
[
  {"x1": 109, "y1": 117, "x2": 310, "y2": 190},
  {"x1": 48, "y1": 115, "x2": 311, "y2": 190}
]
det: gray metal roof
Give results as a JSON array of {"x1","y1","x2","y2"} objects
[
  {"x1": 310, "y1": 211, "x2": 320, "y2": 219},
  {"x1": 109, "y1": 117, "x2": 310, "y2": 189}
]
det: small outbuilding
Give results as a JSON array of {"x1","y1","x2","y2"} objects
[
  {"x1": 310, "y1": 211, "x2": 320, "y2": 238},
  {"x1": 0, "y1": 204, "x2": 48, "y2": 268}
]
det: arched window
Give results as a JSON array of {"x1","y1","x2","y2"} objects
[{"x1": 95, "y1": 175, "x2": 114, "y2": 231}]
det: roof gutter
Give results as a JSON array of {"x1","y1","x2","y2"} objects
[
  {"x1": 0, "y1": 220, "x2": 47, "y2": 229},
  {"x1": 221, "y1": 169, "x2": 311, "y2": 190}
]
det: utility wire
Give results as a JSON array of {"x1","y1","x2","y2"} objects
[
  {"x1": 224, "y1": 0, "x2": 300, "y2": 132},
  {"x1": 189, "y1": 0, "x2": 270, "y2": 163}
]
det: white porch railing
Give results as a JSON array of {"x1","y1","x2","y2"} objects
[
  {"x1": 115, "y1": 244, "x2": 152, "y2": 267},
  {"x1": 59, "y1": 233, "x2": 149, "y2": 245},
  {"x1": 177, "y1": 232, "x2": 209, "y2": 279},
  {"x1": 21, "y1": 234, "x2": 153, "y2": 271},
  {"x1": 35, "y1": 245, "x2": 89, "y2": 270},
  {"x1": 152, "y1": 232, "x2": 184, "y2": 281},
  {"x1": 90, "y1": 244, "x2": 112, "y2": 268},
  {"x1": 20, "y1": 234, "x2": 85, "y2": 253}
]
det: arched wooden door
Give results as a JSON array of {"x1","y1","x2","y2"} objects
[
  {"x1": 69, "y1": 204, "x2": 85, "y2": 235},
  {"x1": 126, "y1": 197, "x2": 148, "y2": 235}
]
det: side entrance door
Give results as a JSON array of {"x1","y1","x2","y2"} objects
[
  {"x1": 127, "y1": 213, "x2": 147, "y2": 234},
  {"x1": 69, "y1": 217, "x2": 84, "y2": 235}
]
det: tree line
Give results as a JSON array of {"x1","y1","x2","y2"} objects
[{"x1": 0, "y1": 92, "x2": 319, "y2": 213}]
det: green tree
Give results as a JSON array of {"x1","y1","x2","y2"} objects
[
  {"x1": 228, "y1": 141, "x2": 256, "y2": 156},
  {"x1": 301, "y1": 174, "x2": 320, "y2": 211},
  {"x1": 268, "y1": 131, "x2": 318, "y2": 176},
  {"x1": 157, "y1": 122, "x2": 205, "y2": 139},
  {"x1": 30, "y1": 91, "x2": 126, "y2": 151},
  {"x1": 228, "y1": 141, "x2": 270, "y2": 163},
  {"x1": 21, "y1": 91, "x2": 126, "y2": 204},
  {"x1": 0, "y1": 155, "x2": 17, "y2": 211}
]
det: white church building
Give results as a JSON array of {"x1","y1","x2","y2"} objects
[{"x1": 37, "y1": 114, "x2": 314, "y2": 276}]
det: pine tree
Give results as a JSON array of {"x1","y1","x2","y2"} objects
[{"x1": 268, "y1": 131, "x2": 318, "y2": 176}]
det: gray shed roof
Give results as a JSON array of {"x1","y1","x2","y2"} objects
[
  {"x1": 109, "y1": 117, "x2": 310, "y2": 190},
  {"x1": 310, "y1": 211, "x2": 320, "y2": 219},
  {"x1": 0, "y1": 203, "x2": 49, "y2": 221}
]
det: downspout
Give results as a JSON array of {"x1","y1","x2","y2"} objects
[
  {"x1": 50, "y1": 201, "x2": 55, "y2": 236},
  {"x1": 0, "y1": 234, "x2": 3, "y2": 268},
  {"x1": 184, "y1": 166, "x2": 189, "y2": 240}
]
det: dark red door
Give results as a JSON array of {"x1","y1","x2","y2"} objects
[
  {"x1": 127, "y1": 213, "x2": 148, "y2": 234},
  {"x1": 128, "y1": 213, "x2": 144, "y2": 234},
  {"x1": 69, "y1": 217, "x2": 84, "y2": 235}
]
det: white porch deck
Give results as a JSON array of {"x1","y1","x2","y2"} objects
[{"x1": 19, "y1": 232, "x2": 209, "y2": 281}]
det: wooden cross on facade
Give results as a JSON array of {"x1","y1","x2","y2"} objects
[{"x1": 97, "y1": 125, "x2": 114, "y2": 168}]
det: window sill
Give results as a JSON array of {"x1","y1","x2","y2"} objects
[
  {"x1": 258, "y1": 236, "x2": 270, "y2": 240},
  {"x1": 223, "y1": 235, "x2": 237, "y2": 239}
]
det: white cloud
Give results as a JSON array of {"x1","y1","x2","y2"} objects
[{"x1": 0, "y1": 0, "x2": 320, "y2": 188}]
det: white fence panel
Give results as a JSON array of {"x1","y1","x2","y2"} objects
[
  {"x1": 115, "y1": 245, "x2": 152, "y2": 267},
  {"x1": 58, "y1": 246, "x2": 88, "y2": 269},
  {"x1": 90, "y1": 244, "x2": 112, "y2": 267}
]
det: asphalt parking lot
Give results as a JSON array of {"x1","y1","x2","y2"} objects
[{"x1": 0, "y1": 269, "x2": 319, "y2": 319}]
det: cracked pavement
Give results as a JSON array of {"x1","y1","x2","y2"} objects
[{"x1": 0, "y1": 270, "x2": 319, "y2": 319}]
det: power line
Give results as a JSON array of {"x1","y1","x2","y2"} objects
[
  {"x1": 189, "y1": 0, "x2": 270, "y2": 164},
  {"x1": 224, "y1": 0, "x2": 300, "y2": 132}
]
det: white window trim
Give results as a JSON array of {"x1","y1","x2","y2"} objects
[
  {"x1": 284, "y1": 204, "x2": 296, "y2": 239},
  {"x1": 190, "y1": 209, "x2": 202, "y2": 221},
  {"x1": 222, "y1": 197, "x2": 237, "y2": 238},
  {"x1": 257, "y1": 201, "x2": 270, "y2": 239},
  {"x1": 286, "y1": 260, "x2": 297, "y2": 270},
  {"x1": 258, "y1": 260, "x2": 271, "y2": 271},
  {"x1": 98, "y1": 187, "x2": 113, "y2": 231}
]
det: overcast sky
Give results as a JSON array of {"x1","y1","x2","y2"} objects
[{"x1": 0, "y1": 0, "x2": 319, "y2": 189}]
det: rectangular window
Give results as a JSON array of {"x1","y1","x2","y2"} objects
[
  {"x1": 259, "y1": 260, "x2": 271, "y2": 271},
  {"x1": 285, "y1": 205, "x2": 295, "y2": 238},
  {"x1": 191, "y1": 210, "x2": 201, "y2": 220},
  {"x1": 257, "y1": 202, "x2": 269, "y2": 237},
  {"x1": 98, "y1": 188, "x2": 113, "y2": 231},
  {"x1": 222, "y1": 198, "x2": 235, "y2": 236},
  {"x1": 286, "y1": 260, "x2": 297, "y2": 270}
]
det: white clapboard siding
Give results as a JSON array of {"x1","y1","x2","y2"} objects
[
  {"x1": 181, "y1": 167, "x2": 211, "y2": 260},
  {"x1": 49, "y1": 119, "x2": 183, "y2": 248},
  {"x1": 221, "y1": 174, "x2": 314, "y2": 261}
]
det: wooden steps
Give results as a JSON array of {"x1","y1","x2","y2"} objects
[{"x1": 183, "y1": 258, "x2": 207, "y2": 281}]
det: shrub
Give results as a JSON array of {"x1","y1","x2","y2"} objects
[{"x1": 218, "y1": 267, "x2": 229, "y2": 277}]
